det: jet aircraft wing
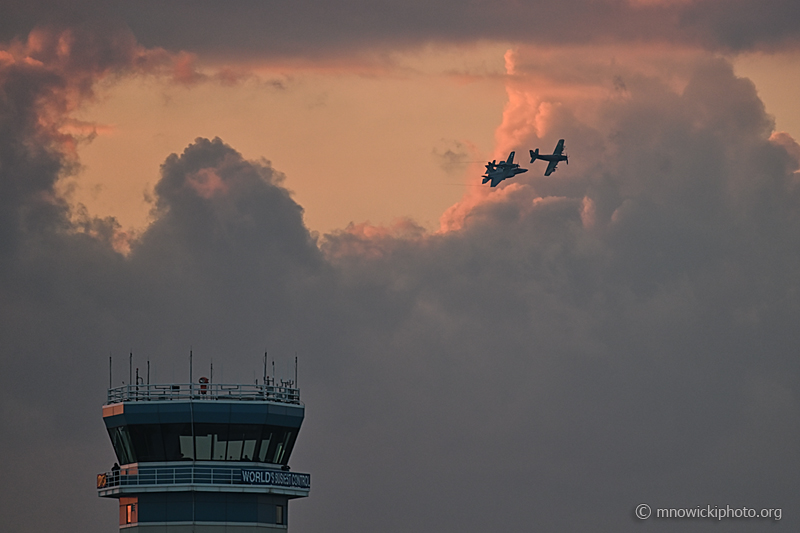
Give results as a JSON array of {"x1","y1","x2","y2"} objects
[{"x1": 544, "y1": 160, "x2": 559, "y2": 176}]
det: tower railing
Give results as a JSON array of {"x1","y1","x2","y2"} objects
[
  {"x1": 106, "y1": 382, "x2": 300, "y2": 405},
  {"x1": 96, "y1": 464, "x2": 311, "y2": 498},
  {"x1": 97, "y1": 465, "x2": 311, "y2": 490}
]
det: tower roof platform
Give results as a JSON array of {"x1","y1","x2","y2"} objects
[{"x1": 105, "y1": 382, "x2": 301, "y2": 405}]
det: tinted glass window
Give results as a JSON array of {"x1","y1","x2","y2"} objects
[
  {"x1": 241, "y1": 426, "x2": 260, "y2": 462},
  {"x1": 212, "y1": 425, "x2": 229, "y2": 460},
  {"x1": 120, "y1": 423, "x2": 297, "y2": 464},
  {"x1": 108, "y1": 426, "x2": 136, "y2": 465},
  {"x1": 162, "y1": 424, "x2": 193, "y2": 460},
  {"x1": 257, "y1": 429, "x2": 271, "y2": 463},
  {"x1": 194, "y1": 424, "x2": 215, "y2": 461},
  {"x1": 274, "y1": 430, "x2": 294, "y2": 465},
  {"x1": 128, "y1": 425, "x2": 166, "y2": 462}
]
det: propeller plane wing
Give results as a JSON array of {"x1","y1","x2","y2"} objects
[{"x1": 530, "y1": 139, "x2": 568, "y2": 176}]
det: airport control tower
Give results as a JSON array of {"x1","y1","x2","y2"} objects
[{"x1": 97, "y1": 374, "x2": 310, "y2": 532}]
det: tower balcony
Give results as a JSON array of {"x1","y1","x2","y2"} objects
[{"x1": 97, "y1": 462, "x2": 311, "y2": 499}]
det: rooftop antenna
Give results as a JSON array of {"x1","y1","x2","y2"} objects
[
  {"x1": 263, "y1": 352, "x2": 267, "y2": 385},
  {"x1": 190, "y1": 348, "x2": 193, "y2": 385},
  {"x1": 272, "y1": 360, "x2": 275, "y2": 383},
  {"x1": 129, "y1": 352, "x2": 132, "y2": 388},
  {"x1": 210, "y1": 359, "x2": 213, "y2": 384}
]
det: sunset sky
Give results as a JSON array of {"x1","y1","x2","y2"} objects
[
  {"x1": 3, "y1": 1, "x2": 800, "y2": 532},
  {"x1": 55, "y1": 41, "x2": 800, "y2": 236}
]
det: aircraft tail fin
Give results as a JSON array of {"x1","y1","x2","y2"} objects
[{"x1": 529, "y1": 149, "x2": 539, "y2": 163}]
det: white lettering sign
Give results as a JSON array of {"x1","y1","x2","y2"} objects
[{"x1": 241, "y1": 470, "x2": 311, "y2": 489}]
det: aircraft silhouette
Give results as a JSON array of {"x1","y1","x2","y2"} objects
[
  {"x1": 482, "y1": 151, "x2": 528, "y2": 187},
  {"x1": 530, "y1": 139, "x2": 568, "y2": 176}
]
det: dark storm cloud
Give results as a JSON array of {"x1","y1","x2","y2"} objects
[
  {"x1": 110, "y1": 0, "x2": 800, "y2": 55},
  {"x1": 4, "y1": 0, "x2": 800, "y2": 58},
  {"x1": 680, "y1": 0, "x2": 800, "y2": 51},
  {"x1": 2, "y1": 22, "x2": 800, "y2": 533},
  {"x1": 305, "y1": 58, "x2": 800, "y2": 531},
  {"x1": 0, "y1": 26, "x2": 133, "y2": 259},
  {"x1": 0, "y1": 29, "x2": 322, "y2": 531},
  {"x1": 0, "y1": 25, "x2": 189, "y2": 261}
]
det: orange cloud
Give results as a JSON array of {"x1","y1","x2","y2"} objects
[
  {"x1": 185, "y1": 168, "x2": 230, "y2": 199},
  {"x1": 438, "y1": 44, "x2": 722, "y2": 234},
  {"x1": 439, "y1": 49, "x2": 549, "y2": 232},
  {"x1": 0, "y1": 26, "x2": 229, "y2": 255},
  {"x1": 770, "y1": 131, "x2": 800, "y2": 169},
  {"x1": 580, "y1": 196, "x2": 597, "y2": 229},
  {"x1": 59, "y1": 118, "x2": 115, "y2": 138},
  {"x1": 323, "y1": 218, "x2": 427, "y2": 259},
  {"x1": 627, "y1": 0, "x2": 695, "y2": 6},
  {"x1": 172, "y1": 50, "x2": 206, "y2": 85}
]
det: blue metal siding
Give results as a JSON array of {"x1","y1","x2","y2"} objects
[
  {"x1": 122, "y1": 404, "x2": 161, "y2": 425},
  {"x1": 103, "y1": 414, "x2": 126, "y2": 429},
  {"x1": 229, "y1": 404, "x2": 269, "y2": 424},
  {"x1": 227, "y1": 494, "x2": 258, "y2": 522},
  {"x1": 104, "y1": 402, "x2": 303, "y2": 428},
  {"x1": 257, "y1": 498, "x2": 278, "y2": 524},
  {"x1": 137, "y1": 493, "x2": 276, "y2": 523},
  {"x1": 192, "y1": 403, "x2": 231, "y2": 424},
  {"x1": 194, "y1": 493, "x2": 225, "y2": 522},
  {"x1": 284, "y1": 406, "x2": 304, "y2": 428},
  {"x1": 157, "y1": 403, "x2": 192, "y2": 424},
  {"x1": 137, "y1": 494, "x2": 166, "y2": 522},
  {"x1": 165, "y1": 493, "x2": 193, "y2": 522}
]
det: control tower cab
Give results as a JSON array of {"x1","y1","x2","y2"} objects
[{"x1": 97, "y1": 379, "x2": 310, "y2": 532}]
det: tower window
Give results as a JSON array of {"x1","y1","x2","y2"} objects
[
  {"x1": 276, "y1": 505, "x2": 284, "y2": 525},
  {"x1": 120, "y1": 500, "x2": 137, "y2": 525}
]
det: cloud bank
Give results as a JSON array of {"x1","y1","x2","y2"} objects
[
  {"x1": 4, "y1": 0, "x2": 800, "y2": 62},
  {"x1": 2, "y1": 20, "x2": 800, "y2": 533}
]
